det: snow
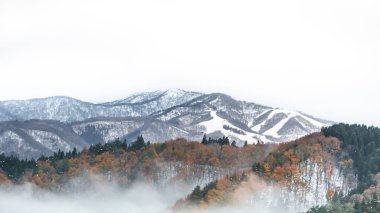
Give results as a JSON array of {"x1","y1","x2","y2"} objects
[
  {"x1": 0, "y1": 131, "x2": 25, "y2": 149},
  {"x1": 0, "y1": 89, "x2": 202, "y2": 122},
  {"x1": 250, "y1": 109, "x2": 272, "y2": 131},
  {"x1": 0, "y1": 131, "x2": 38, "y2": 158},
  {"x1": 251, "y1": 109, "x2": 328, "y2": 139},
  {"x1": 0, "y1": 89, "x2": 333, "y2": 159},
  {"x1": 27, "y1": 130, "x2": 71, "y2": 152},
  {"x1": 73, "y1": 120, "x2": 145, "y2": 143},
  {"x1": 262, "y1": 110, "x2": 298, "y2": 138},
  {"x1": 171, "y1": 126, "x2": 189, "y2": 134},
  {"x1": 109, "y1": 89, "x2": 201, "y2": 107},
  {"x1": 199, "y1": 110, "x2": 261, "y2": 144}
]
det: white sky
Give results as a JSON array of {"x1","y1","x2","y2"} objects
[{"x1": 0, "y1": 0, "x2": 379, "y2": 126}]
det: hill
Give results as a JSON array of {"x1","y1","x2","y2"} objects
[{"x1": 0, "y1": 89, "x2": 332, "y2": 159}]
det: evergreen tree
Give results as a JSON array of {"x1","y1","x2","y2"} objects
[
  {"x1": 201, "y1": 134, "x2": 208, "y2": 145},
  {"x1": 189, "y1": 185, "x2": 202, "y2": 202},
  {"x1": 322, "y1": 124, "x2": 380, "y2": 194},
  {"x1": 129, "y1": 135, "x2": 146, "y2": 151}
]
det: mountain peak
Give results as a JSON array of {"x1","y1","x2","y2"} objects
[
  {"x1": 0, "y1": 89, "x2": 332, "y2": 159},
  {"x1": 164, "y1": 88, "x2": 186, "y2": 94}
]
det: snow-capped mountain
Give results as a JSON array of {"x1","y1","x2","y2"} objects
[
  {"x1": 0, "y1": 120, "x2": 88, "y2": 159},
  {"x1": 0, "y1": 89, "x2": 333, "y2": 158},
  {"x1": 152, "y1": 93, "x2": 331, "y2": 143},
  {"x1": 0, "y1": 89, "x2": 202, "y2": 122}
]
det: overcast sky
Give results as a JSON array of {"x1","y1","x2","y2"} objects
[{"x1": 0, "y1": 0, "x2": 379, "y2": 126}]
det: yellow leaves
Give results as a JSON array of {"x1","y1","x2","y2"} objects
[
  {"x1": 144, "y1": 147, "x2": 158, "y2": 159},
  {"x1": 284, "y1": 149, "x2": 300, "y2": 165},
  {"x1": 127, "y1": 152, "x2": 138, "y2": 166},
  {"x1": 206, "y1": 188, "x2": 225, "y2": 205},
  {"x1": 6, "y1": 138, "x2": 278, "y2": 193},
  {"x1": 340, "y1": 159, "x2": 353, "y2": 170},
  {"x1": 207, "y1": 157, "x2": 221, "y2": 167},
  {"x1": 313, "y1": 143, "x2": 321, "y2": 149},
  {"x1": 0, "y1": 172, "x2": 8, "y2": 184},
  {"x1": 199, "y1": 200, "x2": 208, "y2": 209},
  {"x1": 326, "y1": 188, "x2": 335, "y2": 201},
  {"x1": 92, "y1": 151, "x2": 117, "y2": 173},
  {"x1": 272, "y1": 166, "x2": 285, "y2": 181},
  {"x1": 31, "y1": 174, "x2": 44, "y2": 186},
  {"x1": 264, "y1": 163, "x2": 271, "y2": 177},
  {"x1": 67, "y1": 158, "x2": 84, "y2": 177},
  {"x1": 141, "y1": 156, "x2": 154, "y2": 175},
  {"x1": 32, "y1": 171, "x2": 59, "y2": 188}
]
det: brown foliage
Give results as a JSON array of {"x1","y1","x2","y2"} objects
[
  {"x1": 0, "y1": 171, "x2": 8, "y2": 184},
  {"x1": 11, "y1": 139, "x2": 275, "y2": 189}
]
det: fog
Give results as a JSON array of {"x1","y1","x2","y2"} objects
[
  {"x1": 0, "y1": 174, "x2": 294, "y2": 213},
  {"x1": 0, "y1": 183, "x2": 173, "y2": 213}
]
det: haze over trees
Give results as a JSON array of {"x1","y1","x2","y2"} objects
[
  {"x1": 1, "y1": 124, "x2": 380, "y2": 213},
  {"x1": 0, "y1": 135, "x2": 274, "y2": 190}
]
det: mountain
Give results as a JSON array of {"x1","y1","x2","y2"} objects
[
  {"x1": 0, "y1": 120, "x2": 88, "y2": 159},
  {"x1": 174, "y1": 132, "x2": 357, "y2": 212},
  {"x1": 174, "y1": 124, "x2": 380, "y2": 213},
  {"x1": 3, "y1": 125, "x2": 375, "y2": 212},
  {"x1": 0, "y1": 89, "x2": 202, "y2": 122},
  {"x1": 152, "y1": 93, "x2": 331, "y2": 143},
  {"x1": 0, "y1": 89, "x2": 333, "y2": 158}
]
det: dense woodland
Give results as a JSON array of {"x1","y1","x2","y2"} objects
[
  {"x1": 308, "y1": 124, "x2": 380, "y2": 213},
  {"x1": 2, "y1": 123, "x2": 380, "y2": 213},
  {"x1": 176, "y1": 132, "x2": 347, "y2": 211},
  {"x1": 0, "y1": 136, "x2": 275, "y2": 189},
  {"x1": 178, "y1": 124, "x2": 380, "y2": 213},
  {"x1": 173, "y1": 171, "x2": 249, "y2": 210},
  {"x1": 322, "y1": 124, "x2": 380, "y2": 194}
]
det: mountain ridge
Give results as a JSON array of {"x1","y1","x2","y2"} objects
[{"x1": 0, "y1": 89, "x2": 333, "y2": 159}]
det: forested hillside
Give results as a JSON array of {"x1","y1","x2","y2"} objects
[
  {"x1": 309, "y1": 124, "x2": 380, "y2": 213},
  {"x1": 174, "y1": 124, "x2": 380, "y2": 213},
  {"x1": 322, "y1": 124, "x2": 380, "y2": 193},
  {"x1": 2, "y1": 123, "x2": 380, "y2": 212},
  {"x1": 175, "y1": 132, "x2": 355, "y2": 212},
  {"x1": 0, "y1": 136, "x2": 275, "y2": 190}
]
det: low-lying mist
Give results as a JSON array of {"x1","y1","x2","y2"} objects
[
  {"x1": 0, "y1": 174, "x2": 294, "y2": 213},
  {"x1": 0, "y1": 182, "x2": 173, "y2": 213}
]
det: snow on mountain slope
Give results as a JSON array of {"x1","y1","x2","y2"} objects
[
  {"x1": 0, "y1": 120, "x2": 88, "y2": 159},
  {"x1": 72, "y1": 118, "x2": 146, "y2": 144},
  {"x1": 153, "y1": 93, "x2": 331, "y2": 143},
  {"x1": 251, "y1": 109, "x2": 329, "y2": 142},
  {"x1": 111, "y1": 90, "x2": 166, "y2": 104},
  {"x1": 26, "y1": 130, "x2": 72, "y2": 153},
  {"x1": 72, "y1": 117, "x2": 199, "y2": 146},
  {"x1": 104, "y1": 89, "x2": 201, "y2": 106},
  {"x1": 0, "y1": 89, "x2": 334, "y2": 158},
  {"x1": 199, "y1": 110, "x2": 262, "y2": 144},
  {"x1": 0, "y1": 96, "x2": 99, "y2": 122},
  {"x1": 0, "y1": 131, "x2": 41, "y2": 159},
  {"x1": 0, "y1": 89, "x2": 202, "y2": 122}
]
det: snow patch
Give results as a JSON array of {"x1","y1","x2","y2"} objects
[{"x1": 199, "y1": 110, "x2": 261, "y2": 144}]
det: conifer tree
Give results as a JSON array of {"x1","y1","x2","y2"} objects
[{"x1": 201, "y1": 134, "x2": 208, "y2": 145}]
